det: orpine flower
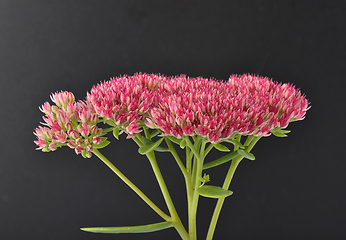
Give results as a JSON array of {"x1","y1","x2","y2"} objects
[
  {"x1": 34, "y1": 91, "x2": 104, "y2": 158},
  {"x1": 147, "y1": 74, "x2": 309, "y2": 142},
  {"x1": 33, "y1": 73, "x2": 310, "y2": 240},
  {"x1": 86, "y1": 73, "x2": 165, "y2": 137}
]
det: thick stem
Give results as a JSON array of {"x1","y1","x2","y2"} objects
[
  {"x1": 185, "y1": 137, "x2": 206, "y2": 240},
  {"x1": 145, "y1": 150, "x2": 190, "y2": 240},
  {"x1": 206, "y1": 157, "x2": 241, "y2": 240},
  {"x1": 165, "y1": 138, "x2": 192, "y2": 206},
  {"x1": 206, "y1": 136, "x2": 261, "y2": 240},
  {"x1": 92, "y1": 149, "x2": 171, "y2": 222}
]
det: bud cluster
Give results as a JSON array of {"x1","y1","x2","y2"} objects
[{"x1": 34, "y1": 91, "x2": 103, "y2": 158}]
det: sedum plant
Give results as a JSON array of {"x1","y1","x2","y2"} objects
[{"x1": 34, "y1": 73, "x2": 309, "y2": 240}]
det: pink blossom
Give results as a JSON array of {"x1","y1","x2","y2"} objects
[
  {"x1": 86, "y1": 73, "x2": 162, "y2": 136},
  {"x1": 92, "y1": 136, "x2": 101, "y2": 145},
  {"x1": 126, "y1": 122, "x2": 142, "y2": 137},
  {"x1": 34, "y1": 137, "x2": 48, "y2": 150},
  {"x1": 48, "y1": 143, "x2": 57, "y2": 151},
  {"x1": 68, "y1": 129, "x2": 79, "y2": 139},
  {"x1": 56, "y1": 131, "x2": 67, "y2": 143},
  {"x1": 67, "y1": 140, "x2": 76, "y2": 148},
  {"x1": 50, "y1": 91, "x2": 75, "y2": 108},
  {"x1": 39, "y1": 102, "x2": 52, "y2": 115},
  {"x1": 87, "y1": 145, "x2": 93, "y2": 152},
  {"x1": 90, "y1": 125, "x2": 99, "y2": 135},
  {"x1": 77, "y1": 122, "x2": 90, "y2": 137},
  {"x1": 75, "y1": 138, "x2": 82, "y2": 146},
  {"x1": 75, "y1": 145, "x2": 84, "y2": 154}
]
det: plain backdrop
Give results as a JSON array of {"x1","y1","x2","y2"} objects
[{"x1": 1, "y1": 1, "x2": 345, "y2": 239}]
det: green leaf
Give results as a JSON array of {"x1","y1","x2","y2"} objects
[
  {"x1": 166, "y1": 135, "x2": 182, "y2": 145},
  {"x1": 94, "y1": 139, "x2": 111, "y2": 149},
  {"x1": 154, "y1": 146, "x2": 170, "y2": 152},
  {"x1": 179, "y1": 139, "x2": 187, "y2": 149},
  {"x1": 271, "y1": 128, "x2": 291, "y2": 137},
  {"x1": 203, "y1": 151, "x2": 239, "y2": 170},
  {"x1": 229, "y1": 139, "x2": 245, "y2": 149},
  {"x1": 81, "y1": 221, "x2": 173, "y2": 234},
  {"x1": 113, "y1": 127, "x2": 120, "y2": 140},
  {"x1": 213, "y1": 143, "x2": 230, "y2": 152},
  {"x1": 197, "y1": 185, "x2": 233, "y2": 198},
  {"x1": 150, "y1": 129, "x2": 161, "y2": 138},
  {"x1": 141, "y1": 137, "x2": 151, "y2": 145},
  {"x1": 138, "y1": 138, "x2": 164, "y2": 155},
  {"x1": 100, "y1": 128, "x2": 114, "y2": 136},
  {"x1": 104, "y1": 119, "x2": 116, "y2": 127},
  {"x1": 238, "y1": 149, "x2": 255, "y2": 160},
  {"x1": 141, "y1": 137, "x2": 169, "y2": 152}
]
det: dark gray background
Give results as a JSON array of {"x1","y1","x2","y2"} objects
[{"x1": 1, "y1": 0, "x2": 345, "y2": 239}]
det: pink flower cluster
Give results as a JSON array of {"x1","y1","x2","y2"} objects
[
  {"x1": 147, "y1": 74, "x2": 309, "y2": 142},
  {"x1": 86, "y1": 73, "x2": 309, "y2": 142},
  {"x1": 34, "y1": 91, "x2": 103, "y2": 158},
  {"x1": 35, "y1": 73, "x2": 310, "y2": 153},
  {"x1": 86, "y1": 73, "x2": 165, "y2": 136}
]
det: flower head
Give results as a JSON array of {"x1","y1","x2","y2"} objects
[
  {"x1": 34, "y1": 91, "x2": 104, "y2": 158},
  {"x1": 147, "y1": 74, "x2": 309, "y2": 142},
  {"x1": 86, "y1": 73, "x2": 165, "y2": 137}
]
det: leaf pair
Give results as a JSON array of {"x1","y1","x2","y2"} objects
[{"x1": 271, "y1": 128, "x2": 291, "y2": 137}]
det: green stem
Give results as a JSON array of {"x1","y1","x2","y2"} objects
[
  {"x1": 145, "y1": 151, "x2": 190, "y2": 240},
  {"x1": 165, "y1": 138, "x2": 192, "y2": 207},
  {"x1": 206, "y1": 157, "x2": 241, "y2": 240},
  {"x1": 133, "y1": 134, "x2": 144, "y2": 147},
  {"x1": 189, "y1": 138, "x2": 202, "y2": 188},
  {"x1": 166, "y1": 138, "x2": 194, "y2": 236},
  {"x1": 143, "y1": 126, "x2": 151, "y2": 140},
  {"x1": 206, "y1": 136, "x2": 261, "y2": 240},
  {"x1": 186, "y1": 147, "x2": 192, "y2": 174},
  {"x1": 186, "y1": 137, "x2": 207, "y2": 240},
  {"x1": 92, "y1": 149, "x2": 171, "y2": 222},
  {"x1": 243, "y1": 135, "x2": 254, "y2": 147},
  {"x1": 204, "y1": 143, "x2": 214, "y2": 158}
]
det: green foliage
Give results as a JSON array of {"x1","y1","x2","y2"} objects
[
  {"x1": 212, "y1": 143, "x2": 230, "y2": 152},
  {"x1": 113, "y1": 127, "x2": 120, "y2": 140},
  {"x1": 271, "y1": 128, "x2": 291, "y2": 137},
  {"x1": 237, "y1": 149, "x2": 255, "y2": 160},
  {"x1": 179, "y1": 139, "x2": 187, "y2": 149},
  {"x1": 166, "y1": 135, "x2": 182, "y2": 145},
  {"x1": 104, "y1": 118, "x2": 117, "y2": 126},
  {"x1": 203, "y1": 151, "x2": 239, "y2": 170},
  {"x1": 81, "y1": 221, "x2": 174, "y2": 234},
  {"x1": 198, "y1": 173, "x2": 210, "y2": 186},
  {"x1": 224, "y1": 138, "x2": 245, "y2": 149},
  {"x1": 150, "y1": 129, "x2": 161, "y2": 138},
  {"x1": 138, "y1": 138, "x2": 164, "y2": 155},
  {"x1": 94, "y1": 138, "x2": 111, "y2": 149},
  {"x1": 197, "y1": 185, "x2": 233, "y2": 198}
]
